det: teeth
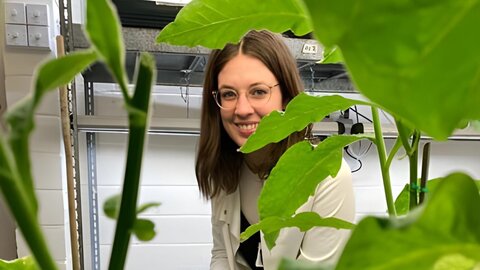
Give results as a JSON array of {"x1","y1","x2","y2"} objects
[{"x1": 238, "y1": 123, "x2": 258, "y2": 130}]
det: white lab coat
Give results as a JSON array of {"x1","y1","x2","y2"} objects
[{"x1": 210, "y1": 159, "x2": 355, "y2": 270}]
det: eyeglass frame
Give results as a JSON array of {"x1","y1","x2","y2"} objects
[{"x1": 211, "y1": 83, "x2": 280, "y2": 110}]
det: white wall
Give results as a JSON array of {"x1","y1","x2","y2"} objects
[{"x1": 2, "y1": 0, "x2": 69, "y2": 269}]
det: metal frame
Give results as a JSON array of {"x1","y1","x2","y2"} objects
[{"x1": 84, "y1": 81, "x2": 101, "y2": 270}]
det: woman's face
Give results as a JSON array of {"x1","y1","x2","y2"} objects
[{"x1": 217, "y1": 53, "x2": 284, "y2": 147}]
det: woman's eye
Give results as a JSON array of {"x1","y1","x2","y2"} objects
[
  {"x1": 250, "y1": 88, "x2": 268, "y2": 97},
  {"x1": 220, "y1": 90, "x2": 237, "y2": 100}
]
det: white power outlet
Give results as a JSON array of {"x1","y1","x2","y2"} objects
[
  {"x1": 26, "y1": 4, "x2": 48, "y2": 26},
  {"x1": 5, "y1": 3, "x2": 26, "y2": 24},
  {"x1": 28, "y1": 25, "x2": 49, "y2": 48},
  {"x1": 5, "y1": 24, "x2": 28, "y2": 47}
]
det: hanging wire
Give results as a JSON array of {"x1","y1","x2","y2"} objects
[
  {"x1": 179, "y1": 69, "x2": 191, "y2": 118},
  {"x1": 345, "y1": 105, "x2": 373, "y2": 173}
]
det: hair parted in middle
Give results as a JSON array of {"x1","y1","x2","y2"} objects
[{"x1": 195, "y1": 30, "x2": 310, "y2": 199}]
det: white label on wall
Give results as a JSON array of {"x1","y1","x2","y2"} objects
[{"x1": 302, "y1": 43, "x2": 319, "y2": 54}]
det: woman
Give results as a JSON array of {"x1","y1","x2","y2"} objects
[{"x1": 196, "y1": 30, "x2": 355, "y2": 270}]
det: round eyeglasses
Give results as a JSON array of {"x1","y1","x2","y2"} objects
[{"x1": 212, "y1": 83, "x2": 279, "y2": 110}]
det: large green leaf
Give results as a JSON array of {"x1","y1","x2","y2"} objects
[
  {"x1": 86, "y1": 0, "x2": 128, "y2": 94},
  {"x1": 241, "y1": 94, "x2": 369, "y2": 153},
  {"x1": 0, "y1": 257, "x2": 39, "y2": 270},
  {"x1": 259, "y1": 135, "x2": 368, "y2": 221},
  {"x1": 303, "y1": 0, "x2": 480, "y2": 140},
  {"x1": 6, "y1": 49, "x2": 97, "y2": 137},
  {"x1": 240, "y1": 212, "x2": 354, "y2": 249},
  {"x1": 336, "y1": 173, "x2": 480, "y2": 270},
  {"x1": 156, "y1": 0, "x2": 311, "y2": 49}
]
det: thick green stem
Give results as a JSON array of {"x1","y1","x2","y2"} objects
[
  {"x1": 8, "y1": 137, "x2": 38, "y2": 213},
  {"x1": 108, "y1": 124, "x2": 146, "y2": 270},
  {"x1": 108, "y1": 53, "x2": 154, "y2": 270},
  {"x1": 0, "y1": 140, "x2": 57, "y2": 270},
  {"x1": 371, "y1": 107, "x2": 396, "y2": 216}
]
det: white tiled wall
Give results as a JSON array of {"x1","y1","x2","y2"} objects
[{"x1": 78, "y1": 129, "x2": 212, "y2": 270}]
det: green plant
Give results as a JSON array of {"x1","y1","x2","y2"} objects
[
  {"x1": 0, "y1": 0, "x2": 157, "y2": 269},
  {"x1": 157, "y1": 0, "x2": 480, "y2": 268}
]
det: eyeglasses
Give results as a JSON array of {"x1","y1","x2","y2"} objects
[{"x1": 212, "y1": 83, "x2": 280, "y2": 110}]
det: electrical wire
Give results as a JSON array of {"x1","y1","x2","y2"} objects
[
  {"x1": 348, "y1": 106, "x2": 373, "y2": 123},
  {"x1": 345, "y1": 146, "x2": 362, "y2": 172}
]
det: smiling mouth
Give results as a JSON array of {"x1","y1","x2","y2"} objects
[{"x1": 237, "y1": 123, "x2": 258, "y2": 130}]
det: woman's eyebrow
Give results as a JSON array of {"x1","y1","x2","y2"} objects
[{"x1": 218, "y1": 82, "x2": 269, "y2": 89}]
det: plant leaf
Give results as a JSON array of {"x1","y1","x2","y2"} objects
[
  {"x1": 6, "y1": 49, "x2": 97, "y2": 139},
  {"x1": 433, "y1": 254, "x2": 477, "y2": 270},
  {"x1": 86, "y1": 0, "x2": 128, "y2": 95},
  {"x1": 393, "y1": 184, "x2": 410, "y2": 216},
  {"x1": 259, "y1": 135, "x2": 369, "y2": 221},
  {"x1": 303, "y1": 0, "x2": 480, "y2": 140},
  {"x1": 0, "y1": 256, "x2": 39, "y2": 270},
  {"x1": 336, "y1": 173, "x2": 480, "y2": 270},
  {"x1": 320, "y1": 46, "x2": 344, "y2": 64},
  {"x1": 133, "y1": 219, "x2": 156, "y2": 242},
  {"x1": 157, "y1": 0, "x2": 312, "y2": 49},
  {"x1": 137, "y1": 202, "x2": 161, "y2": 215},
  {"x1": 241, "y1": 212, "x2": 354, "y2": 249},
  {"x1": 4, "y1": 49, "x2": 97, "y2": 214},
  {"x1": 103, "y1": 194, "x2": 121, "y2": 219},
  {"x1": 241, "y1": 94, "x2": 369, "y2": 153}
]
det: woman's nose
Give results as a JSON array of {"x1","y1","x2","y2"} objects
[{"x1": 234, "y1": 94, "x2": 255, "y2": 115}]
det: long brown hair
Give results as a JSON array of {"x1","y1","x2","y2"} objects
[{"x1": 196, "y1": 30, "x2": 309, "y2": 198}]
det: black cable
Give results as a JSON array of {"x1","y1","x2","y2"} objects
[
  {"x1": 354, "y1": 105, "x2": 359, "y2": 123},
  {"x1": 345, "y1": 146, "x2": 363, "y2": 173},
  {"x1": 348, "y1": 107, "x2": 373, "y2": 123}
]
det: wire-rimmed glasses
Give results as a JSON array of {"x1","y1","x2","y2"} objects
[{"x1": 212, "y1": 83, "x2": 279, "y2": 110}]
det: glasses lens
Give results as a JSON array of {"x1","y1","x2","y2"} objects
[
  {"x1": 215, "y1": 89, "x2": 237, "y2": 109},
  {"x1": 247, "y1": 85, "x2": 272, "y2": 107}
]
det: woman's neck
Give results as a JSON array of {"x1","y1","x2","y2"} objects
[{"x1": 243, "y1": 145, "x2": 272, "y2": 174}]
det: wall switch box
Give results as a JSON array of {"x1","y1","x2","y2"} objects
[
  {"x1": 26, "y1": 4, "x2": 48, "y2": 26},
  {"x1": 5, "y1": 3, "x2": 26, "y2": 24},
  {"x1": 27, "y1": 25, "x2": 50, "y2": 48},
  {"x1": 5, "y1": 24, "x2": 28, "y2": 46}
]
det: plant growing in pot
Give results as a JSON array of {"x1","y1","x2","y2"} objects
[{"x1": 156, "y1": 0, "x2": 480, "y2": 269}]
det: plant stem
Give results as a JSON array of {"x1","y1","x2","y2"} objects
[
  {"x1": 108, "y1": 53, "x2": 154, "y2": 270},
  {"x1": 371, "y1": 107, "x2": 396, "y2": 216},
  {"x1": 8, "y1": 120, "x2": 38, "y2": 213},
  {"x1": 385, "y1": 137, "x2": 402, "y2": 170},
  {"x1": 0, "y1": 140, "x2": 57, "y2": 270},
  {"x1": 408, "y1": 131, "x2": 420, "y2": 209}
]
